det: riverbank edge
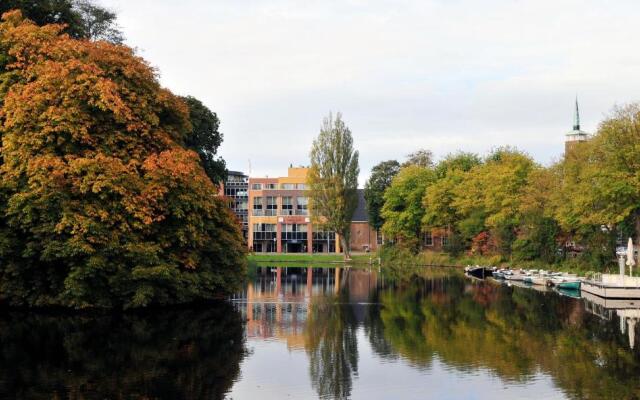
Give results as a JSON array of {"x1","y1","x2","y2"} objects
[{"x1": 380, "y1": 249, "x2": 621, "y2": 277}]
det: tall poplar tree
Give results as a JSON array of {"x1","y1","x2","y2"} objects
[{"x1": 308, "y1": 113, "x2": 359, "y2": 259}]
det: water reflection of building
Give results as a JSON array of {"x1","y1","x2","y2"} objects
[
  {"x1": 583, "y1": 291, "x2": 640, "y2": 349},
  {"x1": 231, "y1": 267, "x2": 378, "y2": 348}
]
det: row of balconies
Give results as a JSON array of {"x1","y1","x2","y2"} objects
[{"x1": 251, "y1": 209, "x2": 308, "y2": 216}]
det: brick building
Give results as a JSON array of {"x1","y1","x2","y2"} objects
[{"x1": 247, "y1": 167, "x2": 378, "y2": 253}]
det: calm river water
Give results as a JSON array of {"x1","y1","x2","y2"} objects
[{"x1": 1, "y1": 265, "x2": 640, "y2": 399}]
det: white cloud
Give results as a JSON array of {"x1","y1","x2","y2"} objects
[{"x1": 101, "y1": 0, "x2": 640, "y2": 184}]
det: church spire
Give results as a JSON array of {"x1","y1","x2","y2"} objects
[{"x1": 573, "y1": 96, "x2": 580, "y2": 131}]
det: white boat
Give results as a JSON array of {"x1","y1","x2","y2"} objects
[
  {"x1": 530, "y1": 275, "x2": 552, "y2": 286},
  {"x1": 550, "y1": 276, "x2": 581, "y2": 290}
]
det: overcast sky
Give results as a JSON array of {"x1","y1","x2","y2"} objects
[{"x1": 101, "y1": 0, "x2": 640, "y2": 185}]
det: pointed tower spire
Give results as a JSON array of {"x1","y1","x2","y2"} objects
[{"x1": 573, "y1": 96, "x2": 580, "y2": 131}]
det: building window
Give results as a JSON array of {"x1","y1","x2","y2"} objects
[
  {"x1": 423, "y1": 231, "x2": 433, "y2": 247},
  {"x1": 297, "y1": 183, "x2": 306, "y2": 190},
  {"x1": 253, "y1": 223, "x2": 277, "y2": 243},
  {"x1": 441, "y1": 233, "x2": 449, "y2": 247},
  {"x1": 281, "y1": 196, "x2": 293, "y2": 215},
  {"x1": 312, "y1": 230, "x2": 336, "y2": 253},
  {"x1": 251, "y1": 183, "x2": 262, "y2": 190},
  {"x1": 282, "y1": 224, "x2": 308, "y2": 240},
  {"x1": 265, "y1": 196, "x2": 277, "y2": 216},
  {"x1": 281, "y1": 183, "x2": 295, "y2": 190},
  {"x1": 265, "y1": 183, "x2": 277, "y2": 189},
  {"x1": 376, "y1": 230, "x2": 383, "y2": 245},
  {"x1": 296, "y1": 197, "x2": 308, "y2": 215},
  {"x1": 252, "y1": 197, "x2": 263, "y2": 216}
]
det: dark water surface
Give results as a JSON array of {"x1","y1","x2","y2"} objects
[{"x1": 2, "y1": 266, "x2": 640, "y2": 399}]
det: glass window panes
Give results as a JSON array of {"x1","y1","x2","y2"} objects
[
  {"x1": 296, "y1": 197, "x2": 308, "y2": 215},
  {"x1": 423, "y1": 231, "x2": 433, "y2": 246},
  {"x1": 281, "y1": 196, "x2": 293, "y2": 215}
]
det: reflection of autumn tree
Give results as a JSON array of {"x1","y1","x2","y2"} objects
[
  {"x1": 0, "y1": 304, "x2": 245, "y2": 399},
  {"x1": 378, "y1": 276, "x2": 640, "y2": 399},
  {"x1": 365, "y1": 289, "x2": 398, "y2": 361},
  {"x1": 305, "y1": 291, "x2": 359, "y2": 400}
]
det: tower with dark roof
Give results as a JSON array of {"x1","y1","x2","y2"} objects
[{"x1": 565, "y1": 97, "x2": 590, "y2": 154}]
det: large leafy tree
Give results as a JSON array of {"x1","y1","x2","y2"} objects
[
  {"x1": 452, "y1": 147, "x2": 535, "y2": 256},
  {"x1": 364, "y1": 160, "x2": 400, "y2": 232},
  {"x1": 381, "y1": 165, "x2": 435, "y2": 250},
  {"x1": 0, "y1": 0, "x2": 122, "y2": 42},
  {"x1": 555, "y1": 104, "x2": 640, "y2": 258},
  {"x1": 308, "y1": 112, "x2": 360, "y2": 259},
  {"x1": 513, "y1": 166, "x2": 561, "y2": 262},
  {"x1": 181, "y1": 95, "x2": 226, "y2": 185},
  {"x1": 423, "y1": 152, "x2": 481, "y2": 229},
  {"x1": 0, "y1": 12, "x2": 245, "y2": 308},
  {"x1": 422, "y1": 152, "x2": 481, "y2": 254}
]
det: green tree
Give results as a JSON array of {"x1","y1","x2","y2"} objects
[
  {"x1": 560, "y1": 104, "x2": 640, "y2": 249},
  {"x1": 0, "y1": 12, "x2": 245, "y2": 309},
  {"x1": 364, "y1": 160, "x2": 400, "y2": 232},
  {"x1": 0, "y1": 0, "x2": 122, "y2": 42},
  {"x1": 181, "y1": 96, "x2": 226, "y2": 185},
  {"x1": 308, "y1": 112, "x2": 360, "y2": 259},
  {"x1": 513, "y1": 167, "x2": 561, "y2": 262},
  {"x1": 73, "y1": 0, "x2": 123, "y2": 43},
  {"x1": 422, "y1": 152, "x2": 481, "y2": 254},
  {"x1": 381, "y1": 165, "x2": 435, "y2": 250},
  {"x1": 452, "y1": 147, "x2": 535, "y2": 257},
  {"x1": 402, "y1": 148, "x2": 434, "y2": 168}
]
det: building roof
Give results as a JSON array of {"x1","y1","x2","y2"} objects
[
  {"x1": 227, "y1": 170, "x2": 247, "y2": 177},
  {"x1": 566, "y1": 97, "x2": 590, "y2": 139},
  {"x1": 352, "y1": 189, "x2": 369, "y2": 222}
]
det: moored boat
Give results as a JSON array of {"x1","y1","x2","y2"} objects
[
  {"x1": 530, "y1": 275, "x2": 551, "y2": 286},
  {"x1": 554, "y1": 280, "x2": 581, "y2": 290},
  {"x1": 555, "y1": 287, "x2": 581, "y2": 298},
  {"x1": 466, "y1": 265, "x2": 493, "y2": 279},
  {"x1": 550, "y1": 276, "x2": 581, "y2": 290}
]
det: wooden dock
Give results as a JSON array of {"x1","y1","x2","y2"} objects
[{"x1": 582, "y1": 274, "x2": 640, "y2": 299}]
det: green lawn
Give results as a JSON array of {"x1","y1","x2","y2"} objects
[{"x1": 247, "y1": 253, "x2": 375, "y2": 264}]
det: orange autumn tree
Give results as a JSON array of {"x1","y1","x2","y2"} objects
[{"x1": 0, "y1": 11, "x2": 246, "y2": 308}]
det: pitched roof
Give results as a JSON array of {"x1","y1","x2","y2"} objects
[{"x1": 352, "y1": 189, "x2": 369, "y2": 222}]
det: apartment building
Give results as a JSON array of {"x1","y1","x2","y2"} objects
[
  {"x1": 247, "y1": 167, "x2": 377, "y2": 254},
  {"x1": 220, "y1": 170, "x2": 249, "y2": 241}
]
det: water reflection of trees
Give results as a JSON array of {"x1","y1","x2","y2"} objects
[
  {"x1": 376, "y1": 276, "x2": 640, "y2": 399},
  {"x1": 0, "y1": 303, "x2": 245, "y2": 399},
  {"x1": 305, "y1": 271, "x2": 359, "y2": 400}
]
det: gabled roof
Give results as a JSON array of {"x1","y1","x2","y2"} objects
[{"x1": 352, "y1": 189, "x2": 369, "y2": 222}]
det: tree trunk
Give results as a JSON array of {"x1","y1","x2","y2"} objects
[{"x1": 340, "y1": 235, "x2": 351, "y2": 261}]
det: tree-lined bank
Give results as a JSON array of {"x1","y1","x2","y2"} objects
[
  {"x1": 367, "y1": 105, "x2": 640, "y2": 272},
  {"x1": 0, "y1": 11, "x2": 245, "y2": 309}
]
